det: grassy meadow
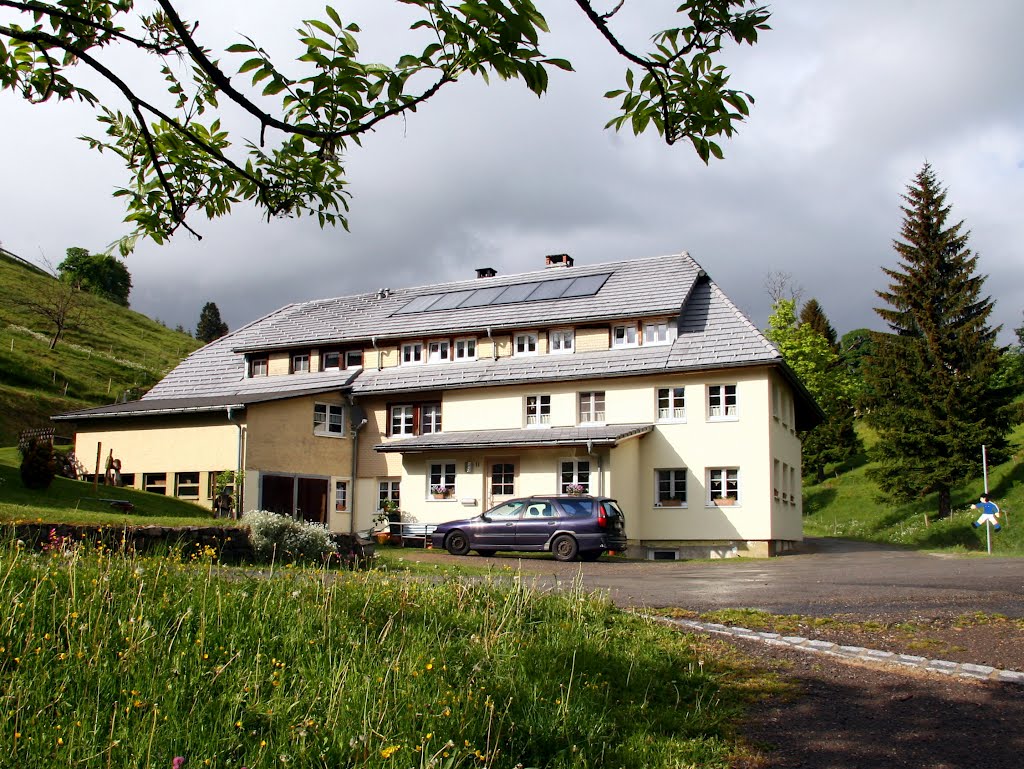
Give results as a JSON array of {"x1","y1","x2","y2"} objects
[
  {"x1": 802, "y1": 422, "x2": 1024, "y2": 555},
  {"x1": 0, "y1": 252, "x2": 201, "y2": 445},
  {"x1": 0, "y1": 540, "x2": 767, "y2": 769},
  {"x1": 0, "y1": 447, "x2": 219, "y2": 527}
]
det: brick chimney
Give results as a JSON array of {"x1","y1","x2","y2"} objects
[
  {"x1": 545, "y1": 254, "x2": 574, "y2": 268},
  {"x1": 475, "y1": 267, "x2": 497, "y2": 278}
]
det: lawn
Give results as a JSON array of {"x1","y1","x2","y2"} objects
[
  {"x1": 0, "y1": 540, "x2": 772, "y2": 769},
  {"x1": 0, "y1": 447, "x2": 224, "y2": 528},
  {"x1": 802, "y1": 423, "x2": 1024, "y2": 555}
]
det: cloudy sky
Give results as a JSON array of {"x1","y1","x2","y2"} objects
[{"x1": 2, "y1": 1, "x2": 1022, "y2": 343}]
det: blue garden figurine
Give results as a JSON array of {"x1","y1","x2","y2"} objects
[{"x1": 971, "y1": 494, "x2": 1001, "y2": 531}]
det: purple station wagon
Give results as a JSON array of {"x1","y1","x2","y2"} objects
[{"x1": 430, "y1": 495, "x2": 627, "y2": 561}]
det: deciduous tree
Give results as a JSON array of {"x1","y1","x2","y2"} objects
[
  {"x1": 767, "y1": 298, "x2": 860, "y2": 482},
  {"x1": 863, "y1": 164, "x2": 1019, "y2": 517},
  {"x1": 57, "y1": 246, "x2": 132, "y2": 305},
  {"x1": 0, "y1": 1, "x2": 769, "y2": 253}
]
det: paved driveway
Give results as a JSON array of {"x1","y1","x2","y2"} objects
[{"x1": 442, "y1": 538, "x2": 1024, "y2": 618}]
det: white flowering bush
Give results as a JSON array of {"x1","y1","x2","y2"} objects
[{"x1": 242, "y1": 510, "x2": 338, "y2": 564}]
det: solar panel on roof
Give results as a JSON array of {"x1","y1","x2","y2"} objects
[
  {"x1": 561, "y1": 273, "x2": 610, "y2": 297},
  {"x1": 493, "y1": 283, "x2": 539, "y2": 304},
  {"x1": 393, "y1": 272, "x2": 611, "y2": 314},
  {"x1": 398, "y1": 294, "x2": 443, "y2": 313},
  {"x1": 521, "y1": 277, "x2": 573, "y2": 301},
  {"x1": 429, "y1": 290, "x2": 477, "y2": 310},
  {"x1": 459, "y1": 286, "x2": 507, "y2": 307}
]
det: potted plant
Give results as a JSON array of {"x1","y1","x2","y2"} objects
[
  {"x1": 371, "y1": 510, "x2": 392, "y2": 544},
  {"x1": 430, "y1": 484, "x2": 452, "y2": 499},
  {"x1": 564, "y1": 483, "x2": 586, "y2": 496}
]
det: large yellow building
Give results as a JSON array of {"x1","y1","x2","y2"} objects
[{"x1": 55, "y1": 253, "x2": 821, "y2": 558}]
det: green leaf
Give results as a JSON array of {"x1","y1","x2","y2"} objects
[
  {"x1": 225, "y1": 43, "x2": 257, "y2": 54},
  {"x1": 541, "y1": 58, "x2": 574, "y2": 72}
]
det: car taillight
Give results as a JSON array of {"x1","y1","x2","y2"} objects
[{"x1": 597, "y1": 504, "x2": 608, "y2": 528}]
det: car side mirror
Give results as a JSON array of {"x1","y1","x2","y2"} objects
[{"x1": 480, "y1": 513, "x2": 490, "y2": 522}]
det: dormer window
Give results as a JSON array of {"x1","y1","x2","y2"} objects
[
  {"x1": 291, "y1": 353, "x2": 310, "y2": 373},
  {"x1": 322, "y1": 350, "x2": 341, "y2": 371},
  {"x1": 643, "y1": 320, "x2": 677, "y2": 346},
  {"x1": 345, "y1": 350, "x2": 363, "y2": 369},
  {"x1": 515, "y1": 333, "x2": 538, "y2": 356},
  {"x1": 427, "y1": 340, "x2": 451, "y2": 363},
  {"x1": 402, "y1": 342, "x2": 424, "y2": 365},
  {"x1": 549, "y1": 329, "x2": 574, "y2": 354},
  {"x1": 454, "y1": 337, "x2": 476, "y2": 361},
  {"x1": 612, "y1": 324, "x2": 638, "y2": 348},
  {"x1": 250, "y1": 357, "x2": 268, "y2": 377}
]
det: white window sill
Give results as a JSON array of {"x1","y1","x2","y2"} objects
[
  {"x1": 707, "y1": 416, "x2": 739, "y2": 423},
  {"x1": 656, "y1": 418, "x2": 687, "y2": 425},
  {"x1": 313, "y1": 431, "x2": 346, "y2": 439},
  {"x1": 653, "y1": 503, "x2": 689, "y2": 509},
  {"x1": 525, "y1": 423, "x2": 552, "y2": 429}
]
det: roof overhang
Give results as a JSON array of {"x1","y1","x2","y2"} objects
[{"x1": 376, "y1": 423, "x2": 653, "y2": 453}]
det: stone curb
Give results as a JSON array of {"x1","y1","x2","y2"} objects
[{"x1": 652, "y1": 617, "x2": 1024, "y2": 685}]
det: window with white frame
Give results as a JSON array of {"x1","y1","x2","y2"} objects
[
  {"x1": 321, "y1": 350, "x2": 341, "y2": 370},
  {"x1": 490, "y1": 463, "x2": 515, "y2": 496},
  {"x1": 525, "y1": 394, "x2": 551, "y2": 426},
  {"x1": 578, "y1": 391, "x2": 605, "y2": 424},
  {"x1": 175, "y1": 471, "x2": 200, "y2": 499},
  {"x1": 515, "y1": 333, "x2": 538, "y2": 355},
  {"x1": 429, "y1": 462, "x2": 456, "y2": 498},
  {"x1": 401, "y1": 342, "x2": 424, "y2": 365},
  {"x1": 314, "y1": 403, "x2": 345, "y2": 436},
  {"x1": 708, "y1": 384, "x2": 738, "y2": 419},
  {"x1": 345, "y1": 350, "x2": 363, "y2": 369},
  {"x1": 655, "y1": 469, "x2": 687, "y2": 506},
  {"x1": 390, "y1": 404, "x2": 415, "y2": 435},
  {"x1": 378, "y1": 479, "x2": 400, "y2": 510},
  {"x1": 143, "y1": 472, "x2": 167, "y2": 495},
  {"x1": 643, "y1": 320, "x2": 677, "y2": 345},
  {"x1": 334, "y1": 480, "x2": 348, "y2": 512},
  {"x1": 707, "y1": 468, "x2": 739, "y2": 504},
  {"x1": 549, "y1": 328, "x2": 574, "y2": 354},
  {"x1": 427, "y1": 340, "x2": 450, "y2": 363},
  {"x1": 560, "y1": 459, "x2": 591, "y2": 494},
  {"x1": 421, "y1": 403, "x2": 443, "y2": 434},
  {"x1": 454, "y1": 337, "x2": 476, "y2": 361},
  {"x1": 249, "y1": 357, "x2": 268, "y2": 377},
  {"x1": 656, "y1": 387, "x2": 685, "y2": 422},
  {"x1": 789, "y1": 466, "x2": 797, "y2": 506},
  {"x1": 612, "y1": 324, "x2": 638, "y2": 348},
  {"x1": 291, "y1": 353, "x2": 310, "y2": 373}
]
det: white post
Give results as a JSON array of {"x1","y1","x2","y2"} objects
[
  {"x1": 982, "y1": 445, "x2": 989, "y2": 495},
  {"x1": 987, "y1": 519, "x2": 992, "y2": 555}
]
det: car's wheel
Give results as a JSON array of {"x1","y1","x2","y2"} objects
[
  {"x1": 580, "y1": 550, "x2": 602, "y2": 562},
  {"x1": 551, "y1": 534, "x2": 579, "y2": 562},
  {"x1": 445, "y1": 531, "x2": 471, "y2": 556},
  {"x1": 475, "y1": 549, "x2": 496, "y2": 557}
]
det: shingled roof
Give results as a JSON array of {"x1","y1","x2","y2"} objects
[{"x1": 55, "y1": 252, "x2": 817, "y2": 423}]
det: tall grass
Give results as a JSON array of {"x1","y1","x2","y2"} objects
[{"x1": 0, "y1": 541, "x2": 748, "y2": 768}]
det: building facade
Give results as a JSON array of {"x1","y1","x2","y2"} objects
[{"x1": 55, "y1": 253, "x2": 821, "y2": 558}]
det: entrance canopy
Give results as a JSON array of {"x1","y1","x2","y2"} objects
[{"x1": 375, "y1": 423, "x2": 653, "y2": 454}]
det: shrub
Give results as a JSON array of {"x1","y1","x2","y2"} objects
[
  {"x1": 243, "y1": 510, "x2": 338, "y2": 564},
  {"x1": 19, "y1": 439, "x2": 56, "y2": 490}
]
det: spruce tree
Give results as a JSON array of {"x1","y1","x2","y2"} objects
[
  {"x1": 863, "y1": 164, "x2": 1018, "y2": 517},
  {"x1": 196, "y1": 302, "x2": 229, "y2": 343},
  {"x1": 799, "y1": 298, "x2": 838, "y2": 351}
]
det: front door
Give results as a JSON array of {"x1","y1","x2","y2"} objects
[
  {"x1": 297, "y1": 477, "x2": 328, "y2": 524},
  {"x1": 486, "y1": 459, "x2": 517, "y2": 508}
]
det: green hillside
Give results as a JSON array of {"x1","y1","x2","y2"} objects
[
  {"x1": 0, "y1": 250, "x2": 202, "y2": 444},
  {"x1": 803, "y1": 422, "x2": 1024, "y2": 555}
]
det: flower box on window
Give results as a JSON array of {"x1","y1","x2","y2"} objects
[
  {"x1": 564, "y1": 483, "x2": 586, "y2": 496},
  {"x1": 430, "y1": 485, "x2": 453, "y2": 499},
  {"x1": 658, "y1": 498, "x2": 684, "y2": 507},
  {"x1": 713, "y1": 496, "x2": 737, "y2": 507}
]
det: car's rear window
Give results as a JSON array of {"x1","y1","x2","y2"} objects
[
  {"x1": 559, "y1": 499, "x2": 593, "y2": 517},
  {"x1": 603, "y1": 501, "x2": 624, "y2": 519}
]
